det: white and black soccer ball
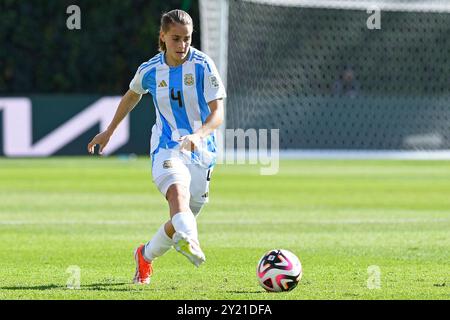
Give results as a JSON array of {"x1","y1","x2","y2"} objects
[{"x1": 256, "y1": 249, "x2": 302, "y2": 292}]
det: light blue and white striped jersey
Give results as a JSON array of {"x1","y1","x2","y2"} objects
[{"x1": 129, "y1": 47, "x2": 226, "y2": 166}]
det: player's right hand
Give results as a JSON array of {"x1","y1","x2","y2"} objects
[{"x1": 87, "y1": 130, "x2": 112, "y2": 155}]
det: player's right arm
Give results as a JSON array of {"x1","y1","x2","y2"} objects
[{"x1": 87, "y1": 89, "x2": 142, "y2": 155}]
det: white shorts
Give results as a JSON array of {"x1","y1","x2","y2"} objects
[{"x1": 151, "y1": 148, "x2": 213, "y2": 212}]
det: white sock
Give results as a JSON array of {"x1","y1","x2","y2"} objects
[
  {"x1": 171, "y1": 211, "x2": 198, "y2": 240},
  {"x1": 143, "y1": 224, "x2": 173, "y2": 261}
]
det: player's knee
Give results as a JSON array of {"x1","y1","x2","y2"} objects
[
  {"x1": 166, "y1": 184, "x2": 190, "y2": 205},
  {"x1": 166, "y1": 184, "x2": 189, "y2": 200}
]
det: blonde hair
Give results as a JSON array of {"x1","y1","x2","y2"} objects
[{"x1": 159, "y1": 9, "x2": 193, "y2": 52}]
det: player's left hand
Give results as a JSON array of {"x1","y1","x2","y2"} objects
[{"x1": 179, "y1": 134, "x2": 201, "y2": 152}]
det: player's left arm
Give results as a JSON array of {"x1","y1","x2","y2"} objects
[
  {"x1": 179, "y1": 98, "x2": 224, "y2": 151},
  {"x1": 196, "y1": 98, "x2": 224, "y2": 138}
]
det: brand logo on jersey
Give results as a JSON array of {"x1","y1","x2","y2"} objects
[
  {"x1": 163, "y1": 160, "x2": 173, "y2": 169},
  {"x1": 201, "y1": 192, "x2": 209, "y2": 198},
  {"x1": 158, "y1": 80, "x2": 168, "y2": 88},
  {"x1": 209, "y1": 75, "x2": 219, "y2": 88},
  {"x1": 184, "y1": 74, "x2": 194, "y2": 86}
]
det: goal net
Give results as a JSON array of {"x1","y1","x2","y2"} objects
[{"x1": 200, "y1": 0, "x2": 450, "y2": 159}]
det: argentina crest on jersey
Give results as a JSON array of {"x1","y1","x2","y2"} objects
[{"x1": 184, "y1": 73, "x2": 194, "y2": 86}]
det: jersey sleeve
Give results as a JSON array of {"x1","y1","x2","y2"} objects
[
  {"x1": 129, "y1": 64, "x2": 149, "y2": 95},
  {"x1": 203, "y1": 57, "x2": 227, "y2": 103}
]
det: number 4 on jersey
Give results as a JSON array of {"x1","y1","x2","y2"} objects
[{"x1": 171, "y1": 88, "x2": 183, "y2": 108}]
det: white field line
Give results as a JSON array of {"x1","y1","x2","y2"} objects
[
  {"x1": 0, "y1": 218, "x2": 448, "y2": 225},
  {"x1": 279, "y1": 150, "x2": 450, "y2": 160}
]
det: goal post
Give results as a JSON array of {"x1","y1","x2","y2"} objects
[
  {"x1": 199, "y1": 0, "x2": 450, "y2": 159},
  {"x1": 199, "y1": 0, "x2": 229, "y2": 155}
]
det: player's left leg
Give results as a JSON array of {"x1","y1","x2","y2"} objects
[
  {"x1": 177, "y1": 164, "x2": 213, "y2": 260},
  {"x1": 188, "y1": 165, "x2": 213, "y2": 217},
  {"x1": 150, "y1": 162, "x2": 213, "y2": 268},
  {"x1": 167, "y1": 183, "x2": 206, "y2": 267}
]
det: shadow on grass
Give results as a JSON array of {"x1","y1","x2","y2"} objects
[
  {"x1": 225, "y1": 290, "x2": 264, "y2": 294},
  {"x1": 0, "y1": 282, "x2": 152, "y2": 292}
]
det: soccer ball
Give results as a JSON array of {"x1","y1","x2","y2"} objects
[{"x1": 256, "y1": 249, "x2": 302, "y2": 292}]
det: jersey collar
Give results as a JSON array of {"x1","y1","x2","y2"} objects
[{"x1": 162, "y1": 47, "x2": 194, "y2": 68}]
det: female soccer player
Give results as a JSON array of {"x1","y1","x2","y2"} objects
[{"x1": 87, "y1": 9, "x2": 226, "y2": 284}]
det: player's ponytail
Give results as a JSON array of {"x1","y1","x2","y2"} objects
[{"x1": 159, "y1": 9, "x2": 193, "y2": 52}]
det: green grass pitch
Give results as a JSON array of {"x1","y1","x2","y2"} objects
[{"x1": 0, "y1": 157, "x2": 449, "y2": 300}]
